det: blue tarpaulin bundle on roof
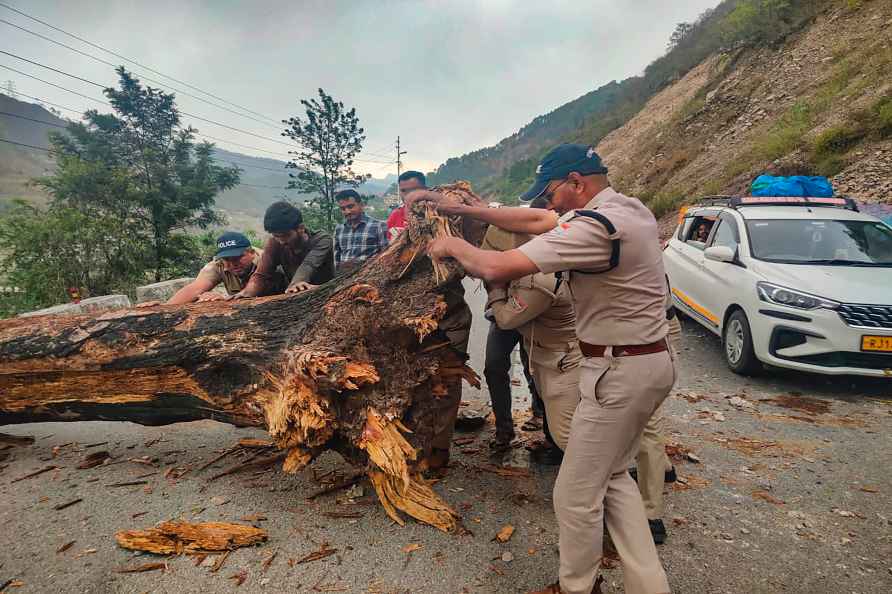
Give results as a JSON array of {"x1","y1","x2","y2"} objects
[{"x1": 751, "y1": 175, "x2": 834, "y2": 197}]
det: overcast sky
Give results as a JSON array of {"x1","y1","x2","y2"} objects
[{"x1": 2, "y1": 0, "x2": 719, "y2": 177}]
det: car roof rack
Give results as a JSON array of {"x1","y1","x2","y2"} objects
[{"x1": 729, "y1": 196, "x2": 859, "y2": 211}]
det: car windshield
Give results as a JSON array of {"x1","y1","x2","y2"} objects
[{"x1": 745, "y1": 219, "x2": 892, "y2": 266}]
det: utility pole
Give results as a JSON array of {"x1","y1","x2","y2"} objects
[{"x1": 395, "y1": 136, "x2": 407, "y2": 181}]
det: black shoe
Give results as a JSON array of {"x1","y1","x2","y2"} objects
[
  {"x1": 530, "y1": 445, "x2": 564, "y2": 465},
  {"x1": 489, "y1": 433, "x2": 514, "y2": 451},
  {"x1": 649, "y1": 519, "x2": 667, "y2": 545},
  {"x1": 628, "y1": 467, "x2": 677, "y2": 484}
]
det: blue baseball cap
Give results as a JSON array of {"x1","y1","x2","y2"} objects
[
  {"x1": 520, "y1": 143, "x2": 609, "y2": 201},
  {"x1": 214, "y1": 231, "x2": 252, "y2": 259}
]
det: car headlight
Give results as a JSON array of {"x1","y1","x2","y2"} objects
[{"x1": 757, "y1": 282, "x2": 840, "y2": 310}]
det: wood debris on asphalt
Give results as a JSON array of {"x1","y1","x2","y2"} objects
[
  {"x1": 493, "y1": 524, "x2": 515, "y2": 543},
  {"x1": 76, "y1": 450, "x2": 110, "y2": 469},
  {"x1": 53, "y1": 498, "x2": 82, "y2": 511},
  {"x1": 752, "y1": 490, "x2": 785, "y2": 505},
  {"x1": 56, "y1": 540, "x2": 76, "y2": 554},
  {"x1": 106, "y1": 480, "x2": 149, "y2": 488},
  {"x1": 115, "y1": 520, "x2": 268, "y2": 554},
  {"x1": 296, "y1": 543, "x2": 338, "y2": 564},
  {"x1": 306, "y1": 473, "x2": 364, "y2": 500},
  {"x1": 228, "y1": 569, "x2": 248, "y2": 586},
  {"x1": 261, "y1": 550, "x2": 278, "y2": 571},
  {"x1": 10, "y1": 464, "x2": 58, "y2": 483},
  {"x1": 115, "y1": 562, "x2": 167, "y2": 573},
  {"x1": 209, "y1": 452, "x2": 285, "y2": 481}
]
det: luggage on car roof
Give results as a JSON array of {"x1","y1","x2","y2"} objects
[{"x1": 750, "y1": 175, "x2": 834, "y2": 198}]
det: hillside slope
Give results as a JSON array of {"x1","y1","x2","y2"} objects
[{"x1": 596, "y1": 1, "x2": 892, "y2": 217}]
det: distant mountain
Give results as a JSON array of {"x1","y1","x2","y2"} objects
[{"x1": 0, "y1": 93, "x2": 392, "y2": 218}]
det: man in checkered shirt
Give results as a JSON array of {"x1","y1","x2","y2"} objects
[{"x1": 333, "y1": 189, "x2": 389, "y2": 271}]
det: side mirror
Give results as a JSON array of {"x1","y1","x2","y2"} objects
[{"x1": 704, "y1": 245, "x2": 735, "y2": 263}]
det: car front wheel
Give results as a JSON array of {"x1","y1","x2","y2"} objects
[{"x1": 723, "y1": 310, "x2": 761, "y2": 375}]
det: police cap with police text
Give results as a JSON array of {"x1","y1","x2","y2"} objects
[
  {"x1": 214, "y1": 231, "x2": 252, "y2": 259},
  {"x1": 520, "y1": 143, "x2": 609, "y2": 201}
]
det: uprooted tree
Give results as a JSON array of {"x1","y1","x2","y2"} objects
[{"x1": 0, "y1": 183, "x2": 486, "y2": 533}]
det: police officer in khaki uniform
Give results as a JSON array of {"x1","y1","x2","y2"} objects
[
  {"x1": 410, "y1": 143, "x2": 673, "y2": 594},
  {"x1": 481, "y1": 224, "x2": 548, "y2": 452},
  {"x1": 486, "y1": 258, "x2": 581, "y2": 452},
  {"x1": 140, "y1": 232, "x2": 264, "y2": 306}
]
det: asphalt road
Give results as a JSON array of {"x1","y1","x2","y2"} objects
[{"x1": 2, "y1": 300, "x2": 891, "y2": 593}]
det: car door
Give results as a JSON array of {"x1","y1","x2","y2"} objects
[
  {"x1": 698, "y1": 212, "x2": 747, "y2": 332},
  {"x1": 665, "y1": 209, "x2": 720, "y2": 332}
]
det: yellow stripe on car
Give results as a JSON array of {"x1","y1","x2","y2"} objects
[{"x1": 672, "y1": 287, "x2": 719, "y2": 325}]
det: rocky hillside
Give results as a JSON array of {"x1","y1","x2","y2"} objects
[{"x1": 596, "y1": 0, "x2": 892, "y2": 219}]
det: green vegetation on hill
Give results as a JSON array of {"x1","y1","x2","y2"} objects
[{"x1": 428, "y1": 0, "x2": 834, "y2": 202}]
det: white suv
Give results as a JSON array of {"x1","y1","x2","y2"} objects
[{"x1": 663, "y1": 196, "x2": 892, "y2": 377}]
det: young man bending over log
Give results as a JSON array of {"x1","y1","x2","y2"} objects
[
  {"x1": 141, "y1": 231, "x2": 267, "y2": 306},
  {"x1": 232, "y1": 201, "x2": 335, "y2": 299}
]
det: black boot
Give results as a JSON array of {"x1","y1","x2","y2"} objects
[
  {"x1": 529, "y1": 444, "x2": 564, "y2": 465},
  {"x1": 648, "y1": 519, "x2": 667, "y2": 545},
  {"x1": 629, "y1": 466, "x2": 677, "y2": 484}
]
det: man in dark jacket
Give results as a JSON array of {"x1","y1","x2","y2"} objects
[{"x1": 232, "y1": 201, "x2": 335, "y2": 298}]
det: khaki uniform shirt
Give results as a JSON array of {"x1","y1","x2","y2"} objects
[
  {"x1": 487, "y1": 272, "x2": 582, "y2": 372},
  {"x1": 518, "y1": 187, "x2": 668, "y2": 346},
  {"x1": 481, "y1": 225, "x2": 530, "y2": 252},
  {"x1": 195, "y1": 248, "x2": 264, "y2": 296}
]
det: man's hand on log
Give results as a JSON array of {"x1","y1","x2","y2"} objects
[
  {"x1": 136, "y1": 300, "x2": 161, "y2": 308},
  {"x1": 427, "y1": 237, "x2": 461, "y2": 262},
  {"x1": 405, "y1": 189, "x2": 476, "y2": 216},
  {"x1": 196, "y1": 292, "x2": 224, "y2": 302},
  {"x1": 286, "y1": 282, "x2": 318, "y2": 294}
]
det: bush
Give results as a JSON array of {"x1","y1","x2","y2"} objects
[
  {"x1": 0, "y1": 201, "x2": 152, "y2": 316},
  {"x1": 813, "y1": 124, "x2": 867, "y2": 156},
  {"x1": 753, "y1": 101, "x2": 813, "y2": 161}
]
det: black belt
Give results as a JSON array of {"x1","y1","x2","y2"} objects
[{"x1": 579, "y1": 338, "x2": 668, "y2": 358}]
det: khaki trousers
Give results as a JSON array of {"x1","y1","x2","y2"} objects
[
  {"x1": 531, "y1": 364, "x2": 581, "y2": 451},
  {"x1": 637, "y1": 407, "x2": 671, "y2": 519},
  {"x1": 637, "y1": 315, "x2": 682, "y2": 519},
  {"x1": 554, "y1": 350, "x2": 675, "y2": 594}
]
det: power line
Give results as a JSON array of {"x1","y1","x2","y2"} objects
[
  {"x1": 7, "y1": 89, "x2": 83, "y2": 115},
  {"x1": 3, "y1": 84, "x2": 392, "y2": 172},
  {"x1": 3, "y1": 80, "x2": 295, "y2": 160},
  {"x1": 0, "y1": 49, "x2": 102, "y2": 88},
  {"x1": 0, "y1": 109, "x2": 67, "y2": 128},
  {"x1": 0, "y1": 110, "x2": 292, "y2": 174},
  {"x1": 0, "y1": 1, "x2": 282, "y2": 126},
  {"x1": 0, "y1": 136, "x2": 52, "y2": 152},
  {"x1": 0, "y1": 17, "x2": 284, "y2": 131},
  {"x1": 0, "y1": 63, "x2": 107, "y2": 105},
  {"x1": 0, "y1": 51, "x2": 297, "y2": 148},
  {"x1": 0, "y1": 136, "x2": 283, "y2": 183}
]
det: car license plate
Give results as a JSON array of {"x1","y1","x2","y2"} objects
[{"x1": 861, "y1": 335, "x2": 892, "y2": 352}]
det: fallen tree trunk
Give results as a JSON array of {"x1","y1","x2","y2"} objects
[{"x1": 0, "y1": 182, "x2": 484, "y2": 532}]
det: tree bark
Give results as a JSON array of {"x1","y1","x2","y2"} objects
[{"x1": 0, "y1": 182, "x2": 485, "y2": 532}]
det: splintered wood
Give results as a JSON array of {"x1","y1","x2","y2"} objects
[
  {"x1": 115, "y1": 520, "x2": 267, "y2": 555},
  {"x1": 1, "y1": 182, "x2": 486, "y2": 532}
]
